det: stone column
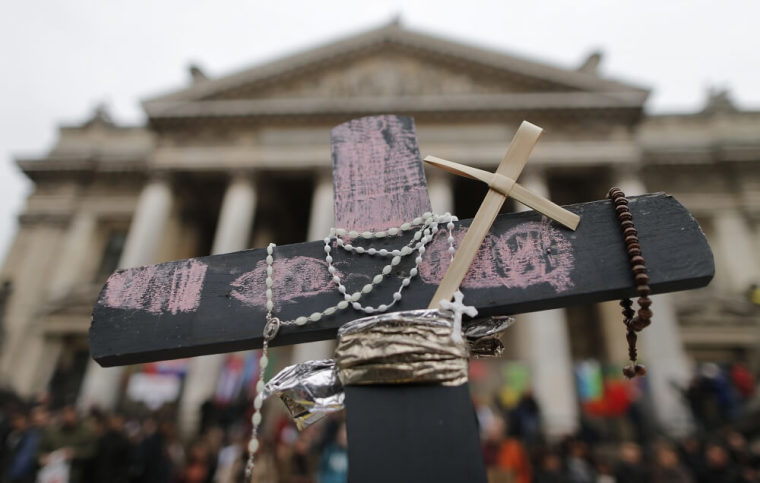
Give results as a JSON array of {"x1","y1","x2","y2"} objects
[
  {"x1": 597, "y1": 301, "x2": 631, "y2": 363},
  {"x1": 21, "y1": 214, "x2": 96, "y2": 391},
  {"x1": 210, "y1": 173, "x2": 258, "y2": 255},
  {"x1": 0, "y1": 224, "x2": 64, "y2": 395},
  {"x1": 515, "y1": 170, "x2": 579, "y2": 438},
  {"x1": 47, "y1": 210, "x2": 97, "y2": 300},
  {"x1": 6, "y1": 210, "x2": 97, "y2": 395},
  {"x1": 713, "y1": 210, "x2": 760, "y2": 293},
  {"x1": 180, "y1": 173, "x2": 258, "y2": 435},
  {"x1": 291, "y1": 172, "x2": 336, "y2": 364},
  {"x1": 306, "y1": 172, "x2": 335, "y2": 242},
  {"x1": 115, "y1": 176, "x2": 174, "y2": 270},
  {"x1": 427, "y1": 171, "x2": 455, "y2": 215},
  {"x1": 616, "y1": 169, "x2": 693, "y2": 435},
  {"x1": 79, "y1": 175, "x2": 174, "y2": 410}
]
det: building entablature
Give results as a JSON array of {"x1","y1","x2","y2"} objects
[
  {"x1": 639, "y1": 94, "x2": 760, "y2": 166},
  {"x1": 16, "y1": 105, "x2": 155, "y2": 183},
  {"x1": 144, "y1": 92, "x2": 647, "y2": 125}
]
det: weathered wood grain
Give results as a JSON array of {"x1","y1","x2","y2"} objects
[
  {"x1": 90, "y1": 193, "x2": 714, "y2": 367},
  {"x1": 331, "y1": 115, "x2": 431, "y2": 232}
]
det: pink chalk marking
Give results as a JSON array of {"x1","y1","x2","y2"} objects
[
  {"x1": 419, "y1": 220, "x2": 575, "y2": 292},
  {"x1": 231, "y1": 256, "x2": 344, "y2": 310},
  {"x1": 332, "y1": 116, "x2": 431, "y2": 232},
  {"x1": 228, "y1": 116, "x2": 433, "y2": 311},
  {"x1": 103, "y1": 259, "x2": 208, "y2": 314}
]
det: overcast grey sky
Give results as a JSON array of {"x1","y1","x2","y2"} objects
[{"x1": 2, "y1": 0, "x2": 759, "y2": 261}]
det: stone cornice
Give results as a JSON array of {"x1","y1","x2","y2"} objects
[
  {"x1": 40, "y1": 315, "x2": 91, "y2": 335},
  {"x1": 150, "y1": 139, "x2": 640, "y2": 170},
  {"x1": 642, "y1": 144, "x2": 760, "y2": 165},
  {"x1": 16, "y1": 154, "x2": 148, "y2": 180},
  {"x1": 18, "y1": 212, "x2": 71, "y2": 227},
  {"x1": 146, "y1": 91, "x2": 646, "y2": 122}
]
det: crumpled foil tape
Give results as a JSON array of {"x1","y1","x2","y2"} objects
[
  {"x1": 264, "y1": 309, "x2": 514, "y2": 429},
  {"x1": 263, "y1": 359, "x2": 344, "y2": 430}
]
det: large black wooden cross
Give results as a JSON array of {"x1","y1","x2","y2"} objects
[
  {"x1": 90, "y1": 115, "x2": 713, "y2": 482},
  {"x1": 90, "y1": 116, "x2": 713, "y2": 365}
]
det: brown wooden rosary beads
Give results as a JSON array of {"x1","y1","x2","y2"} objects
[{"x1": 607, "y1": 187, "x2": 653, "y2": 379}]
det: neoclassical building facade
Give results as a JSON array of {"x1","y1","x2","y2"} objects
[{"x1": 2, "y1": 22, "x2": 758, "y2": 437}]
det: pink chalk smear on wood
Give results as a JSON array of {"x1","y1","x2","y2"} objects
[
  {"x1": 231, "y1": 256, "x2": 342, "y2": 311},
  {"x1": 103, "y1": 259, "x2": 208, "y2": 314},
  {"x1": 331, "y1": 116, "x2": 431, "y2": 233},
  {"x1": 419, "y1": 220, "x2": 575, "y2": 292}
]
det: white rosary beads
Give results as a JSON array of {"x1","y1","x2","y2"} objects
[
  {"x1": 246, "y1": 212, "x2": 459, "y2": 480},
  {"x1": 245, "y1": 244, "x2": 277, "y2": 479},
  {"x1": 267, "y1": 212, "x2": 458, "y2": 327},
  {"x1": 325, "y1": 212, "x2": 457, "y2": 316}
]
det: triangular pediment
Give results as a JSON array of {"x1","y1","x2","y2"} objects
[
  {"x1": 144, "y1": 22, "x2": 648, "y2": 118},
  {"x1": 210, "y1": 47, "x2": 554, "y2": 101}
]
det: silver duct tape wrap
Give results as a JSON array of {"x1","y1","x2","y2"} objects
[
  {"x1": 263, "y1": 359, "x2": 344, "y2": 430},
  {"x1": 264, "y1": 312, "x2": 514, "y2": 428},
  {"x1": 335, "y1": 309, "x2": 469, "y2": 387}
]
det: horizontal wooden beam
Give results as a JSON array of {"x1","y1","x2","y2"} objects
[{"x1": 90, "y1": 193, "x2": 713, "y2": 367}]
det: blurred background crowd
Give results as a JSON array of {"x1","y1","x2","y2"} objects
[{"x1": 2, "y1": 358, "x2": 760, "y2": 482}]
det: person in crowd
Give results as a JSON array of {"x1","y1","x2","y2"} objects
[
  {"x1": 91, "y1": 413, "x2": 133, "y2": 483},
  {"x1": 594, "y1": 458, "x2": 616, "y2": 483},
  {"x1": 510, "y1": 391, "x2": 541, "y2": 446},
  {"x1": 481, "y1": 414, "x2": 532, "y2": 483},
  {"x1": 564, "y1": 438, "x2": 595, "y2": 483},
  {"x1": 613, "y1": 441, "x2": 650, "y2": 483},
  {"x1": 696, "y1": 441, "x2": 742, "y2": 483},
  {"x1": 533, "y1": 448, "x2": 568, "y2": 483},
  {"x1": 730, "y1": 362, "x2": 755, "y2": 403},
  {"x1": 4, "y1": 407, "x2": 45, "y2": 482},
  {"x1": 724, "y1": 430, "x2": 751, "y2": 467},
  {"x1": 652, "y1": 441, "x2": 693, "y2": 483},
  {"x1": 131, "y1": 417, "x2": 174, "y2": 483},
  {"x1": 481, "y1": 411, "x2": 503, "y2": 470},
  {"x1": 274, "y1": 418, "x2": 319, "y2": 483},
  {"x1": 202, "y1": 425, "x2": 224, "y2": 480},
  {"x1": 678, "y1": 435, "x2": 704, "y2": 474},
  {"x1": 36, "y1": 405, "x2": 96, "y2": 483},
  {"x1": 317, "y1": 421, "x2": 348, "y2": 483},
  {"x1": 214, "y1": 426, "x2": 243, "y2": 483},
  {"x1": 686, "y1": 366, "x2": 723, "y2": 431},
  {"x1": 176, "y1": 439, "x2": 213, "y2": 483}
]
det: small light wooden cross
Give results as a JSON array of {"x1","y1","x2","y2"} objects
[{"x1": 425, "y1": 121, "x2": 581, "y2": 308}]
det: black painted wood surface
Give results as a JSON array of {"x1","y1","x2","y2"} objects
[
  {"x1": 90, "y1": 193, "x2": 714, "y2": 367},
  {"x1": 344, "y1": 383, "x2": 487, "y2": 483}
]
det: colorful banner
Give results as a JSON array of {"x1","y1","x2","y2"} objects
[
  {"x1": 575, "y1": 360, "x2": 603, "y2": 402},
  {"x1": 214, "y1": 350, "x2": 268, "y2": 403},
  {"x1": 575, "y1": 361, "x2": 635, "y2": 417},
  {"x1": 143, "y1": 358, "x2": 190, "y2": 376},
  {"x1": 498, "y1": 362, "x2": 531, "y2": 408},
  {"x1": 127, "y1": 373, "x2": 182, "y2": 410}
]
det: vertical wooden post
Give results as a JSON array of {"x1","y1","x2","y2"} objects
[{"x1": 330, "y1": 116, "x2": 487, "y2": 483}]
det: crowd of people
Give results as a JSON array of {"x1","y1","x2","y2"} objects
[
  {"x1": 477, "y1": 359, "x2": 760, "y2": 483},
  {"x1": 1, "y1": 360, "x2": 759, "y2": 482},
  {"x1": 480, "y1": 394, "x2": 760, "y2": 483},
  {"x1": 0, "y1": 395, "x2": 350, "y2": 483}
]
